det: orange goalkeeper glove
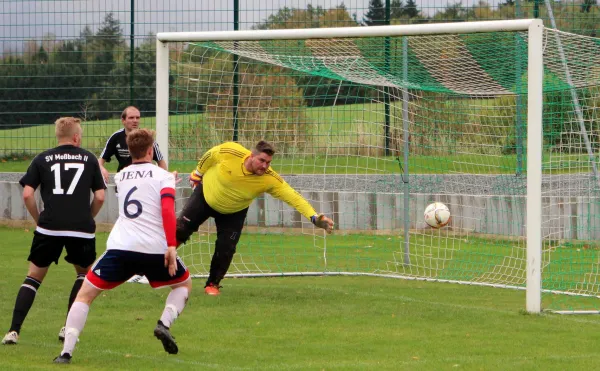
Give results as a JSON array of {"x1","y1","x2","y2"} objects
[{"x1": 189, "y1": 170, "x2": 203, "y2": 189}]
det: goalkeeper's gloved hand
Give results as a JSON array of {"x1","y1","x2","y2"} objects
[
  {"x1": 311, "y1": 214, "x2": 334, "y2": 234},
  {"x1": 189, "y1": 170, "x2": 203, "y2": 189}
]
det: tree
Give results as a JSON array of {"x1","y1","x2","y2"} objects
[
  {"x1": 363, "y1": 0, "x2": 387, "y2": 25},
  {"x1": 80, "y1": 26, "x2": 94, "y2": 44},
  {"x1": 55, "y1": 40, "x2": 84, "y2": 64},
  {"x1": 32, "y1": 46, "x2": 49, "y2": 64},
  {"x1": 91, "y1": 13, "x2": 125, "y2": 119},
  {"x1": 95, "y1": 36, "x2": 159, "y2": 117},
  {"x1": 93, "y1": 13, "x2": 124, "y2": 77},
  {"x1": 318, "y1": 4, "x2": 357, "y2": 27},
  {"x1": 0, "y1": 56, "x2": 88, "y2": 128},
  {"x1": 581, "y1": 0, "x2": 596, "y2": 13},
  {"x1": 23, "y1": 40, "x2": 39, "y2": 63},
  {"x1": 79, "y1": 25, "x2": 95, "y2": 65},
  {"x1": 473, "y1": 1, "x2": 493, "y2": 19},
  {"x1": 391, "y1": 0, "x2": 406, "y2": 19},
  {"x1": 404, "y1": 0, "x2": 420, "y2": 18},
  {"x1": 253, "y1": 6, "x2": 326, "y2": 30},
  {"x1": 42, "y1": 33, "x2": 58, "y2": 55},
  {"x1": 0, "y1": 57, "x2": 28, "y2": 128},
  {"x1": 433, "y1": 1, "x2": 473, "y2": 21}
]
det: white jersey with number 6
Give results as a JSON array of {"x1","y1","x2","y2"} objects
[{"x1": 107, "y1": 162, "x2": 175, "y2": 254}]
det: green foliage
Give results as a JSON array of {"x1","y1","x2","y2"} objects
[
  {"x1": 0, "y1": 55, "x2": 88, "y2": 128},
  {"x1": 544, "y1": 86, "x2": 600, "y2": 153},
  {"x1": 92, "y1": 12, "x2": 125, "y2": 79},
  {"x1": 252, "y1": 4, "x2": 358, "y2": 30},
  {"x1": 363, "y1": 0, "x2": 387, "y2": 25},
  {"x1": 0, "y1": 12, "x2": 129, "y2": 128},
  {"x1": 253, "y1": 5, "x2": 327, "y2": 30},
  {"x1": 582, "y1": 0, "x2": 597, "y2": 13},
  {"x1": 89, "y1": 13, "x2": 127, "y2": 120},
  {"x1": 386, "y1": 0, "x2": 421, "y2": 19},
  {"x1": 97, "y1": 37, "x2": 157, "y2": 118},
  {"x1": 32, "y1": 46, "x2": 48, "y2": 64},
  {"x1": 391, "y1": 0, "x2": 404, "y2": 18},
  {"x1": 405, "y1": 93, "x2": 519, "y2": 156},
  {"x1": 432, "y1": 1, "x2": 475, "y2": 21},
  {"x1": 404, "y1": 0, "x2": 421, "y2": 18},
  {"x1": 2, "y1": 1, "x2": 600, "y2": 164},
  {"x1": 294, "y1": 75, "x2": 377, "y2": 108}
]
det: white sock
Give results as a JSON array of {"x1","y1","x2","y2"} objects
[
  {"x1": 159, "y1": 287, "x2": 189, "y2": 328},
  {"x1": 61, "y1": 301, "x2": 89, "y2": 356}
]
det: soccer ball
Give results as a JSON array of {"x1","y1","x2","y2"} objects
[{"x1": 424, "y1": 202, "x2": 451, "y2": 229}]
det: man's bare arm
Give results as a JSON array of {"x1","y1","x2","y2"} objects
[
  {"x1": 157, "y1": 159, "x2": 168, "y2": 170},
  {"x1": 22, "y1": 185, "x2": 39, "y2": 224},
  {"x1": 98, "y1": 158, "x2": 110, "y2": 182},
  {"x1": 91, "y1": 189, "x2": 105, "y2": 218}
]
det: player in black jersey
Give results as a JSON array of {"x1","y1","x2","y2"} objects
[
  {"x1": 98, "y1": 106, "x2": 167, "y2": 182},
  {"x1": 2, "y1": 117, "x2": 106, "y2": 346}
]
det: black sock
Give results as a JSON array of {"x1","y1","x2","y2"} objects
[
  {"x1": 158, "y1": 320, "x2": 169, "y2": 329},
  {"x1": 207, "y1": 248, "x2": 235, "y2": 287},
  {"x1": 9, "y1": 276, "x2": 42, "y2": 334},
  {"x1": 67, "y1": 274, "x2": 85, "y2": 317}
]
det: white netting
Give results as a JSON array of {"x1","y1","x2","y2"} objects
[{"x1": 168, "y1": 27, "x2": 600, "y2": 312}]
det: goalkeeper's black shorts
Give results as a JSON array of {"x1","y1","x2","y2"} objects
[{"x1": 176, "y1": 184, "x2": 248, "y2": 244}]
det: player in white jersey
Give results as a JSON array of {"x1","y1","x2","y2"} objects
[{"x1": 54, "y1": 129, "x2": 191, "y2": 364}]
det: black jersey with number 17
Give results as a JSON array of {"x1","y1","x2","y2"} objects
[{"x1": 19, "y1": 145, "x2": 107, "y2": 237}]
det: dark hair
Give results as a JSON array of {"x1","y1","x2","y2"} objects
[
  {"x1": 121, "y1": 106, "x2": 140, "y2": 120},
  {"x1": 254, "y1": 140, "x2": 275, "y2": 156},
  {"x1": 126, "y1": 128, "x2": 155, "y2": 159}
]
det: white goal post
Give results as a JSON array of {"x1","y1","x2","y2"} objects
[{"x1": 156, "y1": 20, "x2": 545, "y2": 313}]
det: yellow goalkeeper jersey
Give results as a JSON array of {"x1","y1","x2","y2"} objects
[{"x1": 194, "y1": 142, "x2": 317, "y2": 220}]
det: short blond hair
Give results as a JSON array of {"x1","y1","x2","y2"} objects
[
  {"x1": 126, "y1": 128, "x2": 155, "y2": 160},
  {"x1": 55, "y1": 117, "x2": 82, "y2": 139}
]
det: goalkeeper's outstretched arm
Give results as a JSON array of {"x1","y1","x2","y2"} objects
[{"x1": 268, "y1": 178, "x2": 334, "y2": 234}]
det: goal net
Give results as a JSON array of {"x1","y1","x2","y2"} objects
[{"x1": 158, "y1": 20, "x2": 600, "y2": 313}]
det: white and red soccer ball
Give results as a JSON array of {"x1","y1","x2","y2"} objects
[{"x1": 424, "y1": 202, "x2": 451, "y2": 229}]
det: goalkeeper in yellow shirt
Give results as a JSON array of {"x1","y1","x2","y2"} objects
[{"x1": 176, "y1": 140, "x2": 334, "y2": 296}]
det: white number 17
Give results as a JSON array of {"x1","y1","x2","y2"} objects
[{"x1": 51, "y1": 163, "x2": 84, "y2": 195}]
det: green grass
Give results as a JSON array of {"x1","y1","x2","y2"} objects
[
  {"x1": 212, "y1": 231, "x2": 600, "y2": 311},
  {"x1": 0, "y1": 117, "x2": 126, "y2": 156},
  {"x1": 2, "y1": 150, "x2": 597, "y2": 176},
  {"x1": 0, "y1": 103, "x2": 390, "y2": 157},
  {"x1": 2, "y1": 226, "x2": 600, "y2": 370},
  {"x1": 1, "y1": 101, "x2": 597, "y2": 174}
]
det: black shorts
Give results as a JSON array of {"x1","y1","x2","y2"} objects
[
  {"x1": 29, "y1": 231, "x2": 96, "y2": 268},
  {"x1": 176, "y1": 184, "x2": 248, "y2": 244},
  {"x1": 86, "y1": 249, "x2": 190, "y2": 290}
]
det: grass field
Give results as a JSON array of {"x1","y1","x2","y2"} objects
[
  {"x1": 1, "y1": 100, "x2": 597, "y2": 175},
  {"x1": 0, "y1": 104, "x2": 390, "y2": 157},
  {"x1": 2, "y1": 226, "x2": 600, "y2": 370},
  {"x1": 186, "y1": 230, "x2": 600, "y2": 311},
  {"x1": 0, "y1": 152, "x2": 536, "y2": 175}
]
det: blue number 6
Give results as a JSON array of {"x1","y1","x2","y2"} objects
[{"x1": 124, "y1": 186, "x2": 143, "y2": 219}]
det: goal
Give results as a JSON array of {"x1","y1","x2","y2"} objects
[{"x1": 156, "y1": 20, "x2": 600, "y2": 313}]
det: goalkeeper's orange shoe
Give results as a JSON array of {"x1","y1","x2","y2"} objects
[{"x1": 204, "y1": 283, "x2": 220, "y2": 296}]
